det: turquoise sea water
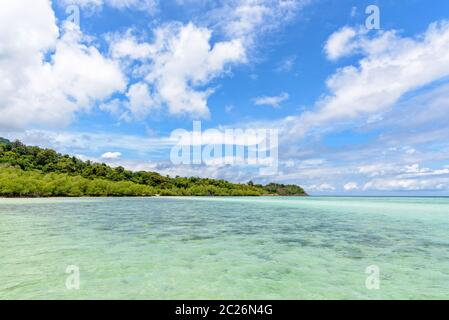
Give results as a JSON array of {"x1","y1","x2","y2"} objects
[{"x1": 1, "y1": 196, "x2": 449, "y2": 299}]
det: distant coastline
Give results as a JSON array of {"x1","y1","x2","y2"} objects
[
  {"x1": 0, "y1": 194, "x2": 308, "y2": 199},
  {"x1": 0, "y1": 138, "x2": 307, "y2": 198}
]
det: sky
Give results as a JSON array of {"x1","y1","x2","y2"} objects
[{"x1": 1, "y1": 0, "x2": 449, "y2": 195}]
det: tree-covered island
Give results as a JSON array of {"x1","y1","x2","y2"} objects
[{"x1": 0, "y1": 138, "x2": 307, "y2": 197}]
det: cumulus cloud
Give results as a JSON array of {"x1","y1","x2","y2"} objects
[
  {"x1": 101, "y1": 151, "x2": 122, "y2": 159},
  {"x1": 62, "y1": 1, "x2": 309, "y2": 122},
  {"x1": 358, "y1": 164, "x2": 395, "y2": 178},
  {"x1": 110, "y1": 23, "x2": 246, "y2": 119},
  {"x1": 109, "y1": 33, "x2": 154, "y2": 60},
  {"x1": 131, "y1": 1, "x2": 310, "y2": 118},
  {"x1": 363, "y1": 178, "x2": 447, "y2": 191},
  {"x1": 212, "y1": 0, "x2": 305, "y2": 46},
  {"x1": 253, "y1": 92, "x2": 289, "y2": 108},
  {"x1": 148, "y1": 23, "x2": 246, "y2": 117},
  {"x1": 358, "y1": 162, "x2": 449, "y2": 192},
  {"x1": 324, "y1": 26, "x2": 358, "y2": 60},
  {"x1": 284, "y1": 20, "x2": 449, "y2": 139},
  {"x1": 305, "y1": 183, "x2": 336, "y2": 192},
  {"x1": 0, "y1": 0, "x2": 126, "y2": 130},
  {"x1": 344, "y1": 182, "x2": 359, "y2": 191},
  {"x1": 123, "y1": 82, "x2": 158, "y2": 120}
]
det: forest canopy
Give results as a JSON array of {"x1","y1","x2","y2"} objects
[{"x1": 0, "y1": 138, "x2": 307, "y2": 197}]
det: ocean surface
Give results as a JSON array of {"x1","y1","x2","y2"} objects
[{"x1": 1, "y1": 196, "x2": 449, "y2": 299}]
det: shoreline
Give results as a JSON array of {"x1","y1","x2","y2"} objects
[
  {"x1": 2, "y1": 195, "x2": 449, "y2": 200},
  {"x1": 0, "y1": 194, "x2": 308, "y2": 199}
]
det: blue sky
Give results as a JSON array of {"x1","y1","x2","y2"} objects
[{"x1": 1, "y1": 0, "x2": 449, "y2": 195}]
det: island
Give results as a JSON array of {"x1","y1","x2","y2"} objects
[{"x1": 0, "y1": 138, "x2": 307, "y2": 197}]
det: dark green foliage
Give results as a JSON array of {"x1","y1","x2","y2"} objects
[
  {"x1": 0, "y1": 138, "x2": 10, "y2": 146},
  {"x1": 0, "y1": 138, "x2": 307, "y2": 197},
  {"x1": 262, "y1": 183, "x2": 307, "y2": 196},
  {"x1": 0, "y1": 167, "x2": 156, "y2": 197}
]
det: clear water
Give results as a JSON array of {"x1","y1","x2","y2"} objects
[{"x1": 1, "y1": 196, "x2": 449, "y2": 300}]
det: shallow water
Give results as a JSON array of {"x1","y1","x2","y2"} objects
[{"x1": 1, "y1": 196, "x2": 449, "y2": 299}]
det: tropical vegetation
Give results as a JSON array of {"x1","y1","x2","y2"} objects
[{"x1": 0, "y1": 138, "x2": 307, "y2": 197}]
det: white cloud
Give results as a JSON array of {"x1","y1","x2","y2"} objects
[
  {"x1": 109, "y1": 33, "x2": 154, "y2": 60},
  {"x1": 147, "y1": 23, "x2": 245, "y2": 117},
  {"x1": 110, "y1": 23, "x2": 246, "y2": 119},
  {"x1": 213, "y1": 0, "x2": 304, "y2": 46},
  {"x1": 101, "y1": 151, "x2": 122, "y2": 159},
  {"x1": 99, "y1": 99, "x2": 122, "y2": 116},
  {"x1": 358, "y1": 163, "x2": 449, "y2": 180},
  {"x1": 305, "y1": 183, "x2": 336, "y2": 192},
  {"x1": 253, "y1": 92, "x2": 289, "y2": 108},
  {"x1": 1, "y1": 2, "x2": 245, "y2": 126},
  {"x1": 285, "y1": 20, "x2": 449, "y2": 139},
  {"x1": 0, "y1": 129, "x2": 175, "y2": 155},
  {"x1": 399, "y1": 164, "x2": 449, "y2": 178},
  {"x1": 324, "y1": 26, "x2": 358, "y2": 60},
  {"x1": 357, "y1": 162, "x2": 449, "y2": 192},
  {"x1": 84, "y1": 1, "x2": 308, "y2": 121},
  {"x1": 123, "y1": 82, "x2": 158, "y2": 120},
  {"x1": 52, "y1": 24, "x2": 127, "y2": 106},
  {"x1": 0, "y1": 0, "x2": 126, "y2": 130},
  {"x1": 358, "y1": 164, "x2": 394, "y2": 178},
  {"x1": 344, "y1": 182, "x2": 359, "y2": 191},
  {"x1": 363, "y1": 178, "x2": 447, "y2": 191}
]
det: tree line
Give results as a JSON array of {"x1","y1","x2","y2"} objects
[{"x1": 0, "y1": 138, "x2": 307, "y2": 197}]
